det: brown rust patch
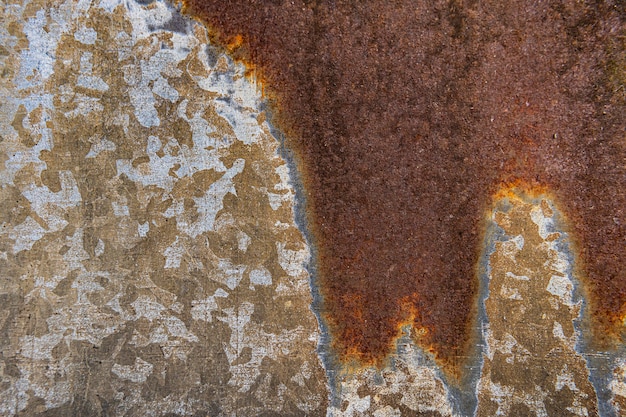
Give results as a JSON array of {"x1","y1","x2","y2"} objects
[{"x1": 180, "y1": 0, "x2": 625, "y2": 370}]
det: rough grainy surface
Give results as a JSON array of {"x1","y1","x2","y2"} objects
[
  {"x1": 2, "y1": 0, "x2": 626, "y2": 416},
  {"x1": 181, "y1": 0, "x2": 626, "y2": 369},
  {"x1": 329, "y1": 332, "x2": 456, "y2": 417}
]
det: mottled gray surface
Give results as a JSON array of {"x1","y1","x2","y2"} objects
[{"x1": 0, "y1": 0, "x2": 327, "y2": 414}]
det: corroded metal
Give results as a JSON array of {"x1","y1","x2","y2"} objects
[
  {"x1": 180, "y1": 0, "x2": 626, "y2": 372},
  {"x1": 1, "y1": 0, "x2": 626, "y2": 416}
]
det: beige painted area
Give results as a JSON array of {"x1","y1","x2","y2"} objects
[{"x1": 1, "y1": 0, "x2": 624, "y2": 416}]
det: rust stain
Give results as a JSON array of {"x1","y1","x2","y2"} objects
[{"x1": 179, "y1": 0, "x2": 625, "y2": 372}]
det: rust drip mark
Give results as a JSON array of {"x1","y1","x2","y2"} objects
[{"x1": 180, "y1": 0, "x2": 626, "y2": 372}]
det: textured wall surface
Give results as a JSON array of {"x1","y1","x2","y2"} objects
[{"x1": 0, "y1": 0, "x2": 624, "y2": 416}]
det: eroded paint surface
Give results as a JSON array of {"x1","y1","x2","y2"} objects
[{"x1": 477, "y1": 192, "x2": 598, "y2": 416}]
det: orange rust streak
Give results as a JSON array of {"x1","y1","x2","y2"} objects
[
  {"x1": 492, "y1": 179, "x2": 553, "y2": 201},
  {"x1": 181, "y1": 0, "x2": 626, "y2": 371}
]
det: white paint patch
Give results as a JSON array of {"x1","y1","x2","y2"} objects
[
  {"x1": 19, "y1": 333, "x2": 63, "y2": 360},
  {"x1": 218, "y1": 302, "x2": 312, "y2": 394},
  {"x1": 131, "y1": 295, "x2": 166, "y2": 321},
  {"x1": 344, "y1": 394, "x2": 371, "y2": 416},
  {"x1": 498, "y1": 239, "x2": 522, "y2": 259},
  {"x1": 552, "y1": 321, "x2": 571, "y2": 344},
  {"x1": 117, "y1": 136, "x2": 177, "y2": 192},
  {"x1": 530, "y1": 205, "x2": 555, "y2": 240},
  {"x1": 77, "y1": 52, "x2": 109, "y2": 91},
  {"x1": 64, "y1": 229, "x2": 90, "y2": 270},
  {"x1": 125, "y1": 0, "x2": 175, "y2": 40},
  {"x1": 164, "y1": 237, "x2": 184, "y2": 269},
  {"x1": 212, "y1": 259, "x2": 246, "y2": 290},
  {"x1": 174, "y1": 159, "x2": 245, "y2": 238},
  {"x1": 126, "y1": 29, "x2": 193, "y2": 126},
  {"x1": 277, "y1": 242, "x2": 309, "y2": 278},
  {"x1": 43, "y1": 381, "x2": 71, "y2": 409},
  {"x1": 547, "y1": 275, "x2": 574, "y2": 306},
  {"x1": 86, "y1": 135, "x2": 116, "y2": 158},
  {"x1": 500, "y1": 285, "x2": 522, "y2": 300},
  {"x1": 274, "y1": 165, "x2": 292, "y2": 191},
  {"x1": 196, "y1": 65, "x2": 266, "y2": 146},
  {"x1": 479, "y1": 379, "x2": 514, "y2": 416},
  {"x1": 112, "y1": 358, "x2": 154, "y2": 383},
  {"x1": 71, "y1": 270, "x2": 107, "y2": 300},
  {"x1": 249, "y1": 267, "x2": 272, "y2": 286},
  {"x1": 219, "y1": 302, "x2": 253, "y2": 359},
  {"x1": 16, "y1": 10, "x2": 62, "y2": 90},
  {"x1": 94, "y1": 239, "x2": 105, "y2": 256},
  {"x1": 373, "y1": 406, "x2": 402, "y2": 417},
  {"x1": 9, "y1": 216, "x2": 46, "y2": 253},
  {"x1": 64, "y1": 93, "x2": 104, "y2": 118},
  {"x1": 46, "y1": 302, "x2": 124, "y2": 346},
  {"x1": 138, "y1": 222, "x2": 149, "y2": 238},
  {"x1": 0, "y1": 375, "x2": 30, "y2": 415},
  {"x1": 21, "y1": 170, "x2": 82, "y2": 232},
  {"x1": 556, "y1": 366, "x2": 579, "y2": 392},
  {"x1": 567, "y1": 398, "x2": 590, "y2": 417},
  {"x1": 609, "y1": 359, "x2": 626, "y2": 399},
  {"x1": 267, "y1": 192, "x2": 292, "y2": 210},
  {"x1": 112, "y1": 201, "x2": 130, "y2": 217},
  {"x1": 506, "y1": 271, "x2": 530, "y2": 281},
  {"x1": 191, "y1": 289, "x2": 228, "y2": 322},
  {"x1": 176, "y1": 99, "x2": 229, "y2": 152},
  {"x1": 74, "y1": 26, "x2": 97, "y2": 44},
  {"x1": 162, "y1": 316, "x2": 198, "y2": 342},
  {"x1": 511, "y1": 234, "x2": 524, "y2": 250},
  {"x1": 237, "y1": 231, "x2": 251, "y2": 251}
]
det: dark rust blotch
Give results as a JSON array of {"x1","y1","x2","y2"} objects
[{"x1": 181, "y1": 0, "x2": 625, "y2": 369}]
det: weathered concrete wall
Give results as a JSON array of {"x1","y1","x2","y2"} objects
[{"x1": 1, "y1": 0, "x2": 624, "y2": 416}]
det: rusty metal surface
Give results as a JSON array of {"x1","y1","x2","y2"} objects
[
  {"x1": 181, "y1": 0, "x2": 626, "y2": 372},
  {"x1": 0, "y1": 0, "x2": 625, "y2": 416}
]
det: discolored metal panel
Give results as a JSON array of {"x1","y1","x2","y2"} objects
[
  {"x1": 0, "y1": 1, "x2": 327, "y2": 414},
  {"x1": 0, "y1": 0, "x2": 625, "y2": 416},
  {"x1": 181, "y1": 0, "x2": 625, "y2": 373}
]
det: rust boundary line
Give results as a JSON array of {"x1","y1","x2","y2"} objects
[{"x1": 179, "y1": 0, "x2": 625, "y2": 376}]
